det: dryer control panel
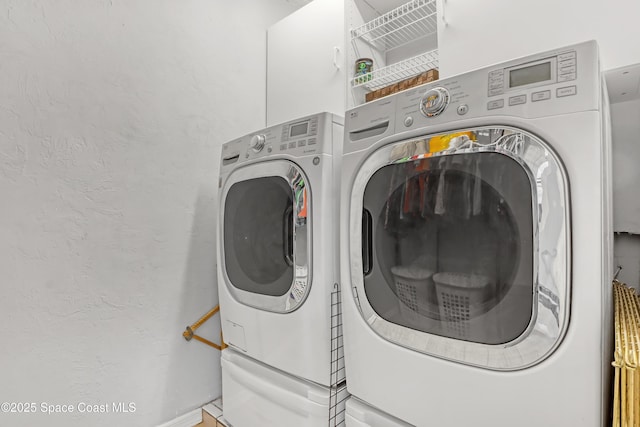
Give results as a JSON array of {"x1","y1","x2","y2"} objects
[
  {"x1": 345, "y1": 41, "x2": 600, "y2": 154},
  {"x1": 487, "y1": 50, "x2": 577, "y2": 98},
  {"x1": 398, "y1": 41, "x2": 597, "y2": 126},
  {"x1": 220, "y1": 112, "x2": 343, "y2": 170}
]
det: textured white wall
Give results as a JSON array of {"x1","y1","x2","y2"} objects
[
  {"x1": 610, "y1": 98, "x2": 640, "y2": 288},
  {"x1": 0, "y1": 1, "x2": 297, "y2": 426},
  {"x1": 614, "y1": 234, "x2": 640, "y2": 289},
  {"x1": 611, "y1": 99, "x2": 640, "y2": 234}
]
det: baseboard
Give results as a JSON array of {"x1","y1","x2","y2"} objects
[
  {"x1": 202, "y1": 403, "x2": 223, "y2": 418},
  {"x1": 156, "y1": 408, "x2": 202, "y2": 427}
]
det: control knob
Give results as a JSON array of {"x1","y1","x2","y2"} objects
[
  {"x1": 249, "y1": 134, "x2": 266, "y2": 152},
  {"x1": 420, "y1": 87, "x2": 450, "y2": 118}
]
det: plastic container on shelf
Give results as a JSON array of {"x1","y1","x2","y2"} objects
[
  {"x1": 391, "y1": 265, "x2": 439, "y2": 324},
  {"x1": 352, "y1": 50, "x2": 439, "y2": 92},
  {"x1": 355, "y1": 58, "x2": 373, "y2": 85}
]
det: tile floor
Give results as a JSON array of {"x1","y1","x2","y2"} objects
[{"x1": 194, "y1": 398, "x2": 228, "y2": 427}]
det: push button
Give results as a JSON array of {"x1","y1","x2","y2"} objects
[
  {"x1": 558, "y1": 51, "x2": 576, "y2": 62},
  {"x1": 487, "y1": 99, "x2": 504, "y2": 110},
  {"x1": 532, "y1": 90, "x2": 551, "y2": 102},
  {"x1": 558, "y1": 73, "x2": 577, "y2": 82},
  {"x1": 457, "y1": 104, "x2": 469, "y2": 115},
  {"x1": 508, "y1": 95, "x2": 527, "y2": 106},
  {"x1": 404, "y1": 116, "x2": 413, "y2": 127},
  {"x1": 558, "y1": 58, "x2": 576, "y2": 68},
  {"x1": 557, "y1": 86, "x2": 577, "y2": 97}
]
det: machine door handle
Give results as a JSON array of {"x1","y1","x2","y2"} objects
[
  {"x1": 283, "y1": 206, "x2": 294, "y2": 266},
  {"x1": 362, "y1": 209, "x2": 373, "y2": 276}
]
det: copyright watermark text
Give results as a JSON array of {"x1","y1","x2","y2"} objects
[{"x1": 1, "y1": 402, "x2": 136, "y2": 414}]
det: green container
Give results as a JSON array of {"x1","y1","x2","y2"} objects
[{"x1": 355, "y1": 58, "x2": 373, "y2": 83}]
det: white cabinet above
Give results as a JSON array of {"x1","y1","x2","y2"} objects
[
  {"x1": 436, "y1": 0, "x2": 640, "y2": 78},
  {"x1": 267, "y1": 0, "x2": 345, "y2": 126}
]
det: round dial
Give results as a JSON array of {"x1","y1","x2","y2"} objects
[
  {"x1": 419, "y1": 87, "x2": 450, "y2": 118},
  {"x1": 249, "y1": 134, "x2": 266, "y2": 152}
]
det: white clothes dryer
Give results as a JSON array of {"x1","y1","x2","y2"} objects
[
  {"x1": 345, "y1": 397, "x2": 413, "y2": 427},
  {"x1": 340, "y1": 41, "x2": 613, "y2": 426},
  {"x1": 218, "y1": 112, "x2": 344, "y2": 388}
]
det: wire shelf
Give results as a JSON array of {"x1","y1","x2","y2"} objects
[
  {"x1": 351, "y1": 0, "x2": 437, "y2": 52},
  {"x1": 351, "y1": 49, "x2": 439, "y2": 91}
]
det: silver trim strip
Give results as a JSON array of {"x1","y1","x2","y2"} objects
[
  {"x1": 221, "y1": 160, "x2": 312, "y2": 313},
  {"x1": 348, "y1": 126, "x2": 571, "y2": 370}
]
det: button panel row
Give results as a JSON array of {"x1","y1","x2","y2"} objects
[
  {"x1": 278, "y1": 137, "x2": 318, "y2": 151},
  {"x1": 487, "y1": 85, "x2": 577, "y2": 110}
]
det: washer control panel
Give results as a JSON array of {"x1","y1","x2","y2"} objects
[
  {"x1": 221, "y1": 113, "x2": 338, "y2": 168},
  {"x1": 277, "y1": 116, "x2": 320, "y2": 152}
]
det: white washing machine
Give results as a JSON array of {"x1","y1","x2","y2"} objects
[
  {"x1": 222, "y1": 348, "x2": 348, "y2": 427},
  {"x1": 340, "y1": 41, "x2": 613, "y2": 426},
  {"x1": 217, "y1": 112, "x2": 344, "y2": 388}
]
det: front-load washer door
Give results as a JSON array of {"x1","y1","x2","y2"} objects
[
  {"x1": 221, "y1": 160, "x2": 311, "y2": 313},
  {"x1": 349, "y1": 127, "x2": 570, "y2": 370}
]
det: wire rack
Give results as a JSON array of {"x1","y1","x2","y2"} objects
[
  {"x1": 351, "y1": 0, "x2": 437, "y2": 52},
  {"x1": 328, "y1": 385, "x2": 348, "y2": 427},
  {"x1": 351, "y1": 49, "x2": 439, "y2": 91},
  {"x1": 328, "y1": 283, "x2": 347, "y2": 426},
  {"x1": 611, "y1": 280, "x2": 640, "y2": 427}
]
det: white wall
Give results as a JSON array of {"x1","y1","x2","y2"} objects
[
  {"x1": 0, "y1": 1, "x2": 297, "y2": 426},
  {"x1": 610, "y1": 98, "x2": 640, "y2": 288},
  {"x1": 614, "y1": 234, "x2": 640, "y2": 289},
  {"x1": 610, "y1": 99, "x2": 640, "y2": 234}
]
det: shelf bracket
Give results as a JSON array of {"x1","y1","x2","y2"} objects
[{"x1": 182, "y1": 305, "x2": 228, "y2": 351}]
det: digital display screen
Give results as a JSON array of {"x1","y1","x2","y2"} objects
[
  {"x1": 290, "y1": 122, "x2": 309, "y2": 138},
  {"x1": 509, "y1": 62, "x2": 552, "y2": 88}
]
